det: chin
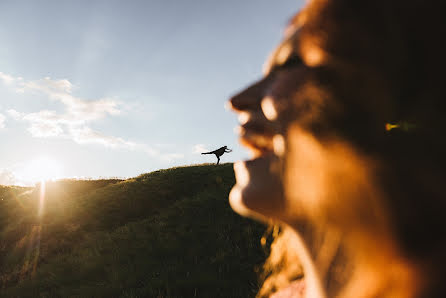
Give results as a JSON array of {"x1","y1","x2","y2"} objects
[{"x1": 229, "y1": 153, "x2": 287, "y2": 222}]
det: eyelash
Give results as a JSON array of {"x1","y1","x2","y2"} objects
[
  {"x1": 279, "y1": 55, "x2": 303, "y2": 69},
  {"x1": 267, "y1": 54, "x2": 303, "y2": 76}
]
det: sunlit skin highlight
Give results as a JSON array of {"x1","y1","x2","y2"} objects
[{"x1": 227, "y1": 3, "x2": 421, "y2": 296}]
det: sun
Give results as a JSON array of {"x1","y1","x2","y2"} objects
[{"x1": 18, "y1": 156, "x2": 63, "y2": 184}]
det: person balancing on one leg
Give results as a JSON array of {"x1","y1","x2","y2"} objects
[{"x1": 201, "y1": 146, "x2": 232, "y2": 165}]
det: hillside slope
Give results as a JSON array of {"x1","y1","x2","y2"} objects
[{"x1": 0, "y1": 164, "x2": 267, "y2": 298}]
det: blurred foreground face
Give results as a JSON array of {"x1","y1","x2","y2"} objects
[
  {"x1": 229, "y1": 0, "x2": 446, "y2": 296},
  {"x1": 228, "y1": 11, "x2": 326, "y2": 225},
  {"x1": 228, "y1": 3, "x2": 404, "y2": 297}
]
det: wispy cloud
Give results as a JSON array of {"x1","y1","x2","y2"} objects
[
  {"x1": 69, "y1": 126, "x2": 137, "y2": 148},
  {"x1": 4, "y1": 74, "x2": 121, "y2": 141},
  {"x1": 0, "y1": 72, "x2": 17, "y2": 85},
  {"x1": 193, "y1": 144, "x2": 210, "y2": 154},
  {"x1": 6, "y1": 109, "x2": 23, "y2": 120},
  {"x1": 0, "y1": 72, "x2": 183, "y2": 161}
]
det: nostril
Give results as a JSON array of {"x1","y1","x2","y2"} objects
[
  {"x1": 227, "y1": 94, "x2": 248, "y2": 111},
  {"x1": 227, "y1": 77, "x2": 269, "y2": 111}
]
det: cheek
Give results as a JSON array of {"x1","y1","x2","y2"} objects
[
  {"x1": 265, "y1": 69, "x2": 307, "y2": 117},
  {"x1": 231, "y1": 127, "x2": 330, "y2": 224},
  {"x1": 283, "y1": 125, "x2": 389, "y2": 233},
  {"x1": 264, "y1": 69, "x2": 320, "y2": 132},
  {"x1": 283, "y1": 127, "x2": 328, "y2": 219}
]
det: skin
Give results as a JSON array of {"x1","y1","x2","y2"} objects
[
  {"x1": 228, "y1": 16, "x2": 314, "y2": 225},
  {"x1": 227, "y1": 7, "x2": 419, "y2": 296},
  {"x1": 227, "y1": 0, "x2": 446, "y2": 297},
  {"x1": 227, "y1": 15, "x2": 330, "y2": 297}
]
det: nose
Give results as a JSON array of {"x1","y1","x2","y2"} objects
[{"x1": 228, "y1": 76, "x2": 271, "y2": 112}]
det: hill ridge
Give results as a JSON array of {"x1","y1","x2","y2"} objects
[{"x1": 0, "y1": 164, "x2": 266, "y2": 298}]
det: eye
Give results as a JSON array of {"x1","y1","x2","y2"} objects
[
  {"x1": 264, "y1": 52, "x2": 304, "y2": 77},
  {"x1": 279, "y1": 54, "x2": 303, "y2": 70},
  {"x1": 269, "y1": 54, "x2": 303, "y2": 75}
]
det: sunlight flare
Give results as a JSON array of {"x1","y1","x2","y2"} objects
[
  {"x1": 15, "y1": 156, "x2": 64, "y2": 185},
  {"x1": 38, "y1": 180, "x2": 46, "y2": 217}
]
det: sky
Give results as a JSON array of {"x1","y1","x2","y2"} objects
[{"x1": 0, "y1": 0, "x2": 303, "y2": 186}]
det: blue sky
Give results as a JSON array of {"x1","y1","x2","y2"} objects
[{"x1": 0, "y1": 0, "x2": 303, "y2": 185}]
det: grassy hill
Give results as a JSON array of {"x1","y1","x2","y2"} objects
[{"x1": 0, "y1": 164, "x2": 267, "y2": 298}]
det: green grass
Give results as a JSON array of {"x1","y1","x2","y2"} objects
[{"x1": 0, "y1": 164, "x2": 267, "y2": 297}]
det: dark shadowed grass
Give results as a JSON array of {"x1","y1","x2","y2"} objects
[{"x1": 0, "y1": 164, "x2": 267, "y2": 297}]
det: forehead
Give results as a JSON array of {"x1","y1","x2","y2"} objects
[
  {"x1": 262, "y1": 12, "x2": 305, "y2": 75},
  {"x1": 284, "y1": 11, "x2": 307, "y2": 37},
  {"x1": 263, "y1": 6, "x2": 328, "y2": 74}
]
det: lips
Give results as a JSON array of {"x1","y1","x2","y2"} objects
[
  {"x1": 237, "y1": 127, "x2": 275, "y2": 157},
  {"x1": 229, "y1": 101, "x2": 286, "y2": 219},
  {"x1": 235, "y1": 108, "x2": 278, "y2": 158},
  {"x1": 229, "y1": 154, "x2": 285, "y2": 220}
]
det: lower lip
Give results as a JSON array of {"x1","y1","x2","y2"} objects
[
  {"x1": 229, "y1": 154, "x2": 284, "y2": 219},
  {"x1": 234, "y1": 154, "x2": 278, "y2": 188}
]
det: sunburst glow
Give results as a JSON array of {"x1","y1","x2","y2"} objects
[{"x1": 16, "y1": 156, "x2": 63, "y2": 185}]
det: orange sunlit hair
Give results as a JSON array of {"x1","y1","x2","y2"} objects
[{"x1": 259, "y1": 0, "x2": 446, "y2": 297}]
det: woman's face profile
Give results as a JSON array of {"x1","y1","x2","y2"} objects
[
  {"x1": 228, "y1": 14, "x2": 319, "y2": 224},
  {"x1": 229, "y1": 1, "x2": 446, "y2": 297}
]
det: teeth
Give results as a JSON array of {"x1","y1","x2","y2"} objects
[
  {"x1": 239, "y1": 133, "x2": 274, "y2": 159},
  {"x1": 261, "y1": 96, "x2": 278, "y2": 121},
  {"x1": 273, "y1": 134, "x2": 286, "y2": 156},
  {"x1": 242, "y1": 132, "x2": 273, "y2": 150},
  {"x1": 236, "y1": 114, "x2": 276, "y2": 157},
  {"x1": 239, "y1": 141, "x2": 264, "y2": 158}
]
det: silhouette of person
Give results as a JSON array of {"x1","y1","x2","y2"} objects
[{"x1": 201, "y1": 146, "x2": 232, "y2": 165}]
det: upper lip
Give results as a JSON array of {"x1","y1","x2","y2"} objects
[
  {"x1": 228, "y1": 95, "x2": 279, "y2": 157},
  {"x1": 237, "y1": 114, "x2": 276, "y2": 157}
]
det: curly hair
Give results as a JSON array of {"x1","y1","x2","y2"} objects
[{"x1": 257, "y1": 0, "x2": 446, "y2": 297}]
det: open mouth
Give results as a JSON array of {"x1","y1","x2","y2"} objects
[
  {"x1": 235, "y1": 109, "x2": 280, "y2": 159},
  {"x1": 237, "y1": 121, "x2": 285, "y2": 160},
  {"x1": 229, "y1": 108, "x2": 285, "y2": 219},
  {"x1": 238, "y1": 127, "x2": 275, "y2": 158}
]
